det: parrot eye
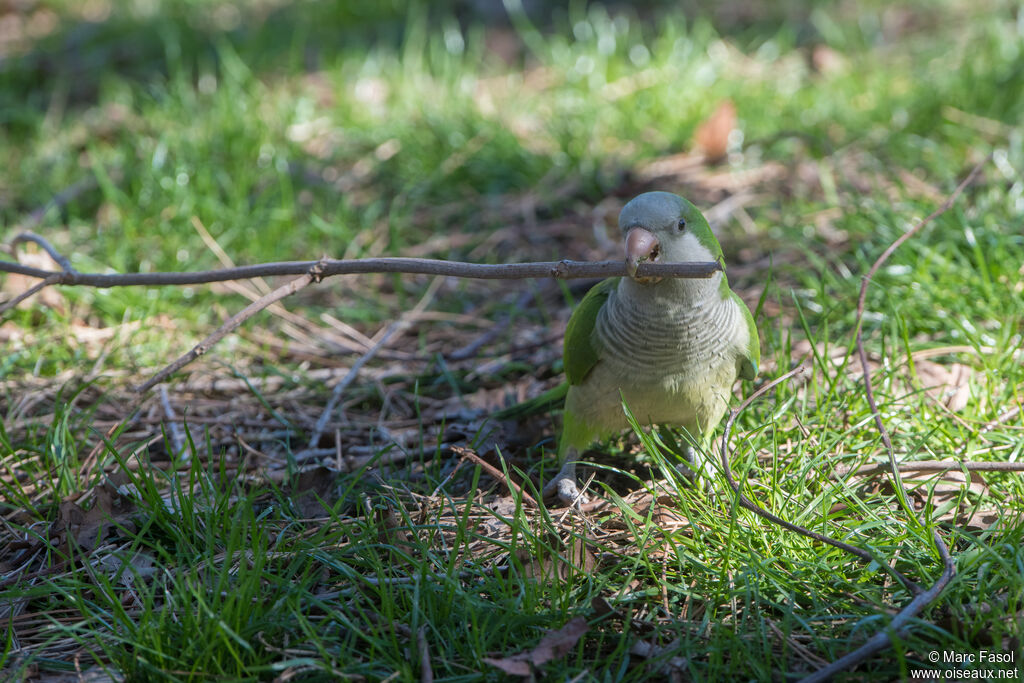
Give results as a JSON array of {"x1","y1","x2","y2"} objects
[{"x1": 677, "y1": 219, "x2": 686, "y2": 232}]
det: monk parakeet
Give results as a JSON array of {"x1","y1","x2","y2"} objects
[{"x1": 526, "y1": 191, "x2": 760, "y2": 505}]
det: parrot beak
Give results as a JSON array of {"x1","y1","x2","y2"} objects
[{"x1": 625, "y1": 228, "x2": 661, "y2": 282}]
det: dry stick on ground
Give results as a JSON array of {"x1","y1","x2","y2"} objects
[
  {"x1": 448, "y1": 286, "x2": 539, "y2": 361},
  {"x1": 0, "y1": 273, "x2": 62, "y2": 314},
  {"x1": 135, "y1": 269, "x2": 326, "y2": 393},
  {"x1": 719, "y1": 158, "x2": 991, "y2": 682},
  {"x1": 451, "y1": 446, "x2": 539, "y2": 508},
  {"x1": 835, "y1": 460, "x2": 1024, "y2": 478},
  {"x1": 10, "y1": 232, "x2": 77, "y2": 273},
  {"x1": 719, "y1": 368, "x2": 922, "y2": 594},
  {"x1": 798, "y1": 156, "x2": 993, "y2": 683}
]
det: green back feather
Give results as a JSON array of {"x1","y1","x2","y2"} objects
[
  {"x1": 563, "y1": 277, "x2": 617, "y2": 385},
  {"x1": 731, "y1": 289, "x2": 760, "y2": 380}
]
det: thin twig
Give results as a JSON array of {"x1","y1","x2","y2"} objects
[
  {"x1": 719, "y1": 367, "x2": 921, "y2": 594},
  {"x1": 855, "y1": 157, "x2": 990, "y2": 523},
  {"x1": 11, "y1": 232, "x2": 76, "y2": 274},
  {"x1": 417, "y1": 625, "x2": 434, "y2": 683},
  {"x1": 720, "y1": 158, "x2": 989, "y2": 681},
  {"x1": 835, "y1": 460, "x2": 1024, "y2": 477},
  {"x1": 452, "y1": 446, "x2": 539, "y2": 508},
  {"x1": 817, "y1": 157, "x2": 989, "y2": 679},
  {"x1": 448, "y1": 287, "x2": 538, "y2": 361},
  {"x1": 806, "y1": 157, "x2": 989, "y2": 680},
  {"x1": 136, "y1": 270, "x2": 322, "y2": 393},
  {"x1": 304, "y1": 322, "x2": 403, "y2": 450},
  {"x1": 0, "y1": 232, "x2": 77, "y2": 314},
  {"x1": 800, "y1": 531, "x2": 955, "y2": 683},
  {"x1": 159, "y1": 386, "x2": 187, "y2": 460},
  {"x1": 0, "y1": 254, "x2": 720, "y2": 286},
  {"x1": 0, "y1": 274, "x2": 62, "y2": 314}
]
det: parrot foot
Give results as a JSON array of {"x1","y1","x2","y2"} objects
[
  {"x1": 672, "y1": 446, "x2": 711, "y2": 492},
  {"x1": 542, "y1": 461, "x2": 588, "y2": 507},
  {"x1": 672, "y1": 463, "x2": 710, "y2": 493}
]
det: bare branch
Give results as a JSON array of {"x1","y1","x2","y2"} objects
[
  {"x1": 16, "y1": 251, "x2": 709, "y2": 393},
  {"x1": 0, "y1": 273, "x2": 62, "y2": 314},
  {"x1": 449, "y1": 287, "x2": 538, "y2": 361},
  {"x1": 821, "y1": 157, "x2": 989, "y2": 678},
  {"x1": 0, "y1": 231, "x2": 77, "y2": 314},
  {"x1": 719, "y1": 367, "x2": 922, "y2": 595},
  {"x1": 855, "y1": 156, "x2": 990, "y2": 520},
  {"x1": 0, "y1": 253, "x2": 721, "y2": 287},
  {"x1": 11, "y1": 232, "x2": 76, "y2": 274},
  {"x1": 136, "y1": 270, "x2": 321, "y2": 393},
  {"x1": 719, "y1": 158, "x2": 990, "y2": 681},
  {"x1": 806, "y1": 157, "x2": 989, "y2": 679},
  {"x1": 452, "y1": 446, "x2": 539, "y2": 508},
  {"x1": 836, "y1": 459, "x2": 1024, "y2": 477},
  {"x1": 800, "y1": 530, "x2": 955, "y2": 683}
]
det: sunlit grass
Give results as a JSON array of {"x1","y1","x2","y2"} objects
[{"x1": 1, "y1": 0, "x2": 1022, "y2": 680}]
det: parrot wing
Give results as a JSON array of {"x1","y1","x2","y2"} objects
[
  {"x1": 564, "y1": 277, "x2": 618, "y2": 386},
  {"x1": 731, "y1": 289, "x2": 760, "y2": 381}
]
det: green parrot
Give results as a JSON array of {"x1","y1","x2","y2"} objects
[{"x1": 512, "y1": 191, "x2": 760, "y2": 505}]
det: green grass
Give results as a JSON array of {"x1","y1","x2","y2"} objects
[{"x1": 2, "y1": 0, "x2": 1023, "y2": 680}]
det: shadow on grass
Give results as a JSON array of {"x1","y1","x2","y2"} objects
[{"x1": 0, "y1": 0, "x2": 866, "y2": 131}]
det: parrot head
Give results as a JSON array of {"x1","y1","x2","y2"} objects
[{"x1": 619, "y1": 191, "x2": 724, "y2": 285}]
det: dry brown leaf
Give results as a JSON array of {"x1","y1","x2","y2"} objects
[
  {"x1": 693, "y1": 100, "x2": 737, "y2": 163},
  {"x1": 514, "y1": 535, "x2": 598, "y2": 582},
  {"x1": 811, "y1": 45, "x2": 847, "y2": 75},
  {"x1": 630, "y1": 638, "x2": 688, "y2": 680},
  {"x1": 786, "y1": 340, "x2": 978, "y2": 414},
  {"x1": 915, "y1": 359, "x2": 972, "y2": 412},
  {"x1": 1, "y1": 248, "x2": 66, "y2": 312},
  {"x1": 376, "y1": 499, "x2": 419, "y2": 563},
  {"x1": 50, "y1": 479, "x2": 137, "y2": 553},
  {"x1": 849, "y1": 466, "x2": 1001, "y2": 531},
  {"x1": 288, "y1": 466, "x2": 342, "y2": 518},
  {"x1": 482, "y1": 616, "x2": 589, "y2": 676}
]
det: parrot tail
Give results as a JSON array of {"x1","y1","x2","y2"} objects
[{"x1": 491, "y1": 382, "x2": 569, "y2": 420}]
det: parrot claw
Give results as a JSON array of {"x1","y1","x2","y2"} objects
[
  {"x1": 671, "y1": 446, "x2": 712, "y2": 493},
  {"x1": 542, "y1": 461, "x2": 588, "y2": 507},
  {"x1": 673, "y1": 462, "x2": 710, "y2": 493}
]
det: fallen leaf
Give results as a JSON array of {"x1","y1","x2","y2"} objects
[
  {"x1": 849, "y1": 465, "x2": 1001, "y2": 531},
  {"x1": 630, "y1": 638, "x2": 688, "y2": 680},
  {"x1": 1, "y1": 248, "x2": 66, "y2": 312},
  {"x1": 376, "y1": 499, "x2": 419, "y2": 563},
  {"x1": 287, "y1": 466, "x2": 342, "y2": 517},
  {"x1": 693, "y1": 100, "x2": 737, "y2": 163},
  {"x1": 811, "y1": 45, "x2": 846, "y2": 75},
  {"x1": 51, "y1": 479, "x2": 137, "y2": 554},
  {"x1": 483, "y1": 616, "x2": 589, "y2": 676},
  {"x1": 515, "y1": 535, "x2": 598, "y2": 582},
  {"x1": 915, "y1": 359, "x2": 972, "y2": 412}
]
